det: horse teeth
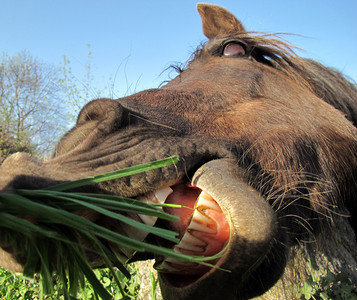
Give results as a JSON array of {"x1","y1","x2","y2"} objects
[
  {"x1": 107, "y1": 187, "x2": 174, "y2": 260},
  {"x1": 182, "y1": 191, "x2": 219, "y2": 235},
  {"x1": 187, "y1": 217, "x2": 216, "y2": 234},
  {"x1": 154, "y1": 187, "x2": 173, "y2": 204},
  {"x1": 196, "y1": 191, "x2": 221, "y2": 211},
  {"x1": 194, "y1": 208, "x2": 214, "y2": 223},
  {"x1": 138, "y1": 187, "x2": 173, "y2": 204},
  {"x1": 187, "y1": 209, "x2": 216, "y2": 234},
  {"x1": 180, "y1": 231, "x2": 207, "y2": 247},
  {"x1": 121, "y1": 223, "x2": 148, "y2": 241},
  {"x1": 137, "y1": 214, "x2": 157, "y2": 226},
  {"x1": 155, "y1": 258, "x2": 197, "y2": 273},
  {"x1": 137, "y1": 187, "x2": 172, "y2": 226},
  {"x1": 174, "y1": 240, "x2": 204, "y2": 252}
]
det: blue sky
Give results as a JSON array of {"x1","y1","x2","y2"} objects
[{"x1": 1, "y1": 0, "x2": 356, "y2": 99}]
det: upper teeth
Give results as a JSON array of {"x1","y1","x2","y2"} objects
[
  {"x1": 137, "y1": 187, "x2": 173, "y2": 226},
  {"x1": 115, "y1": 185, "x2": 228, "y2": 276},
  {"x1": 188, "y1": 210, "x2": 216, "y2": 234},
  {"x1": 154, "y1": 190, "x2": 229, "y2": 274},
  {"x1": 196, "y1": 191, "x2": 221, "y2": 211},
  {"x1": 155, "y1": 187, "x2": 174, "y2": 204},
  {"x1": 114, "y1": 187, "x2": 173, "y2": 260}
]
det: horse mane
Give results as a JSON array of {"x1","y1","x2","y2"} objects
[
  {"x1": 190, "y1": 33, "x2": 357, "y2": 127},
  {"x1": 240, "y1": 34, "x2": 357, "y2": 127}
]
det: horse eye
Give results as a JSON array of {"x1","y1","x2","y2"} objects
[{"x1": 223, "y1": 43, "x2": 246, "y2": 57}]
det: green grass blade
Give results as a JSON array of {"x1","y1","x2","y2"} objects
[
  {"x1": 0, "y1": 155, "x2": 233, "y2": 299},
  {"x1": 89, "y1": 237, "x2": 129, "y2": 299},
  {"x1": 0, "y1": 212, "x2": 58, "y2": 239},
  {"x1": 70, "y1": 246, "x2": 112, "y2": 300},
  {"x1": 18, "y1": 190, "x2": 179, "y2": 221},
  {"x1": 1, "y1": 186, "x2": 227, "y2": 266},
  {"x1": 1, "y1": 192, "x2": 190, "y2": 262},
  {"x1": 42, "y1": 194, "x2": 179, "y2": 243},
  {"x1": 98, "y1": 241, "x2": 131, "y2": 279},
  {"x1": 23, "y1": 242, "x2": 40, "y2": 278},
  {"x1": 46, "y1": 156, "x2": 179, "y2": 192}
]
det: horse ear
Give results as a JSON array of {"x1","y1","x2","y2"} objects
[{"x1": 197, "y1": 3, "x2": 246, "y2": 39}]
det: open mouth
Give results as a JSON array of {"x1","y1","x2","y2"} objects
[
  {"x1": 130, "y1": 180, "x2": 231, "y2": 287},
  {"x1": 0, "y1": 156, "x2": 278, "y2": 299},
  {"x1": 108, "y1": 159, "x2": 277, "y2": 291}
]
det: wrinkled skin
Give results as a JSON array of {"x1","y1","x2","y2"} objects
[{"x1": 1, "y1": 4, "x2": 357, "y2": 300}]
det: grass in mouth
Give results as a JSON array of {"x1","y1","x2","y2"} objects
[{"x1": 0, "y1": 156, "x2": 229, "y2": 299}]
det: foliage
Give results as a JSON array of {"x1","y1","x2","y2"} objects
[
  {"x1": 60, "y1": 45, "x2": 99, "y2": 123},
  {"x1": 0, "y1": 266, "x2": 141, "y2": 300},
  {"x1": 0, "y1": 47, "x2": 125, "y2": 161},
  {"x1": 0, "y1": 51, "x2": 65, "y2": 156},
  {"x1": 295, "y1": 258, "x2": 357, "y2": 300},
  {"x1": 0, "y1": 128, "x2": 33, "y2": 164}
]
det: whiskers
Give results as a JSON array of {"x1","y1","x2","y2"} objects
[
  {"x1": 246, "y1": 165, "x2": 346, "y2": 238},
  {"x1": 265, "y1": 175, "x2": 333, "y2": 213},
  {"x1": 128, "y1": 112, "x2": 180, "y2": 132}
]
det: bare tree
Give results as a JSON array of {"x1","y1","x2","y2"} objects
[{"x1": 0, "y1": 51, "x2": 65, "y2": 158}]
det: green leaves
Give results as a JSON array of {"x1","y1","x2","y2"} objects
[{"x1": 294, "y1": 256, "x2": 357, "y2": 299}]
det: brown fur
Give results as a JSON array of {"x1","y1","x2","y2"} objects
[{"x1": 0, "y1": 4, "x2": 357, "y2": 299}]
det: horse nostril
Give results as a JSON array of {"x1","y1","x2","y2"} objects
[
  {"x1": 53, "y1": 99, "x2": 125, "y2": 158},
  {"x1": 77, "y1": 98, "x2": 124, "y2": 130}
]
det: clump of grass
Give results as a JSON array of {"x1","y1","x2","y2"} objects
[{"x1": 0, "y1": 156, "x2": 228, "y2": 299}]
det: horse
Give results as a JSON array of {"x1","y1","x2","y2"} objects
[{"x1": 0, "y1": 3, "x2": 356, "y2": 299}]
